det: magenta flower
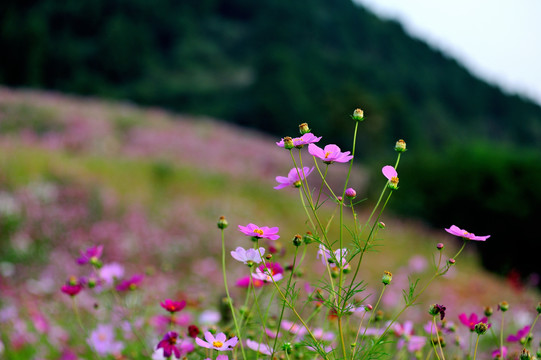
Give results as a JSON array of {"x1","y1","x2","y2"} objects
[
  {"x1": 458, "y1": 313, "x2": 491, "y2": 331},
  {"x1": 77, "y1": 245, "x2": 103, "y2": 265},
  {"x1": 506, "y1": 325, "x2": 530, "y2": 342},
  {"x1": 160, "y1": 299, "x2": 186, "y2": 314},
  {"x1": 276, "y1": 133, "x2": 321, "y2": 148},
  {"x1": 274, "y1": 167, "x2": 315, "y2": 190},
  {"x1": 445, "y1": 225, "x2": 491, "y2": 241},
  {"x1": 156, "y1": 331, "x2": 182, "y2": 359},
  {"x1": 87, "y1": 324, "x2": 124, "y2": 356},
  {"x1": 308, "y1": 144, "x2": 353, "y2": 164},
  {"x1": 195, "y1": 331, "x2": 238, "y2": 351},
  {"x1": 230, "y1": 247, "x2": 265, "y2": 264},
  {"x1": 252, "y1": 262, "x2": 284, "y2": 283},
  {"x1": 116, "y1": 274, "x2": 144, "y2": 291},
  {"x1": 492, "y1": 346, "x2": 507, "y2": 359},
  {"x1": 61, "y1": 276, "x2": 84, "y2": 297},
  {"x1": 235, "y1": 276, "x2": 265, "y2": 288},
  {"x1": 238, "y1": 223, "x2": 279, "y2": 240},
  {"x1": 246, "y1": 339, "x2": 272, "y2": 355}
]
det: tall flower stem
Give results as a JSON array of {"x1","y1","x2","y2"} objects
[
  {"x1": 499, "y1": 311, "x2": 505, "y2": 358},
  {"x1": 473, "y1": 333, "x2": 481, "y2": 360},
  {"x1": 220, "y1": 228, "x2": 246, "y2": 359},
  {"x1": 434, "y1": 316, "x2": 446, "y2": 360}
]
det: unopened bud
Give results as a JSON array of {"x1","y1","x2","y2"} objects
[
  {"x1": 395, "y1": 139, "x2": 407, "y2": 152},
  {"x1": 337, "y1": 196, "x2": 343, "y2": 202},
  {"x1": 299, "y1": 123, "x2": 311, "y2": 135},
  {"x1": 282, "y1": 137, "x2": 294, "y2": 150},
  {"x1": 536, "y1": 301, "x2": 541, "y2": 314},
  {"x1": 520, "y1": 348, "x2": 532, "y2": 360},
  {"x1": 265, "y1": 254, "x2": 273, "y2": 260},
  {"x1": 68, "y1": 275, "x2": 78, "y2": 286},
  {"x1": 448, "y1": 258, "x2": 456, "y2": 265},
  {"x1": 303, "y1": 231, "x2": 315, "y2": 245},
  {"x1": 378, "y1": 222, "x2": 386, "y2": 229},
  {"x1": 352, "y1": 108, "x2": 364, "y2": 121},
  {"x1": 345, "y1": 188, "x2": 357, "y2": 199},
  {"x1": 375, "y1": 310, "x2": 384, "y2": 322},
  {"x1": 498, "y1": 301, "x2": 509, "y2": 312},
  {"x1": 88, "y1": 278, "x2": 97, "y2": 288},
  {"x1": 437, "y1": 243, "x2": 444, "y2": 250},
  {"x1": 282, "y1": 342, "x2": 293, "y2": 354},
  {"x1": 484, "y1": 306, "x2": 493, "y2": 317},
  {"x1": 474, "y1": 322, "x2": 488, "y2": 335},
  {"x1": 217, "y1": 216, "x2": 228, "y2": 229},
  {"x1": 382, "y1": 271, "x2": 393, "y2": 285},
  {"x1": 293, "y1": 234, "x2": 302, "y2": 247}
]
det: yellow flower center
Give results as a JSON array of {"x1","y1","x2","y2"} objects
[
  {"x1": 213, "y1": 341, "x2": 224, "y2": 348},
  {"x1": 324, "y1": 152, "x2": 331, "y2": 158},
  {"x1": 391, "y1": 176, "x2": 399, "y2": 184},
  {"x1": 253, "y1": 229, "x2": 264, "y2": 236}
]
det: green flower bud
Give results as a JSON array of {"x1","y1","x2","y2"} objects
[
  {"x1": 351, "y1": 108, "x2": 364, "y2": 121},
  {"x1": 293, "y1": 234, "x2": 302, "y2": 247},
  {"x1": 282, "y1": 136, "x2": 294, "y2": 149},
  {"x1": 382, "y1": 271, "x2": 393, "y2": 285},
  {"x1": 217, "y1": 216, "x2": 228, "y2": 229},
  {"x1": 299, "y1": 123, "x2": 311, "y2": 135},
  {"x1": 474, "y1": 322, "x2": 488, "y2": 335},
  {"x1": 499, "y1": 301, "x2": 509, "y2": 312},
  {"x1": 484, "y1": 306, "x2": 493, "y2": 317},
  {"x1": 395, "y1": 139, "x2": 407, "y2": 152}
]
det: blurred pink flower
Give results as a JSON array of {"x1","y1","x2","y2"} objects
[
  {"x1": 458, "y1": 313, "x2": 491, "y2": 331},
  {"x1": 99, "y1": 263, "x2": 124, "y2": 286},
  {"x1": 160, "y1": 299, "x2": 186, "y2": 314},
  {"x1": 252, "y1": 262, "x2": 284, "y2": 283},
  {"x1": 115, "y1": 274, "x2": 144, "y2": 291},
  {"x1": 238, "y1": 223, "x2": 279, "y2": 240},
  {"x1": 87, "y1": 324, "x2": 124, "y2": 356},
  {"x1": 445, "y1": 225, "x2": 490, "y2": 241},
  {"x1": 61, "y1": 277, "x2": 83, "y2": 297},
  {"x1": 317, "y1": 244, "x2": 349, "y2": 269},
  {"x1": 308, "y1": 144, "x2": 353, "y2": 164},
  {"x1": 276, "y1": 133, "x2": 321, "y2": 148},
  {"x1": 76, "y1": 245, "x2": 103, "y2": 265},
  {"x1": 195, "y1": 332, "x2": 238, "y2": 351},
  {"x1": 492, "y1": 346, "x2": 507, "y2": 358},
  {"x1": 246, "y1": 339, "x2": 272, "y2": 355},
  {"x1": 274, "y1": 167, "x2": 314, "y2": 190},
  {"x1": 230, "y1": 247, "x2": 265, "y2": 264},
  {"x1": 236, "y1": 276, "x2": 264, "y2": 288},
  {"x1": 506, "y1": 325, "x2": 530, "y2": 342},
  {"x1": 156, "y1": 331, "x2": 182, "y2": 359}
]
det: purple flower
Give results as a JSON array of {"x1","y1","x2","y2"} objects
[
  {"x1": 160, "y1": 299, "x2": 187, "y2": 314},
  {"x1": 506, "y1": 325, "x2": 530, "y2": 342},
  {"x1": 274, "y1": 167, "x2": 314, "y2": 190},
  {"x1": 308, "y1": 144, "x2": 353, "y2": 164},
  {"x1": 115, "y1": 274, "x2": 144, "y2": 291},
  {"x1": 77, "y1": 245, "x2": 103, "y2": 265},
  {"x1": 252, "y1": 262, "x2": 284, "y2": 283},
  {"x1": 445, "y1": 225, "x2": 491, "y2": 241},
  {"x1": 458, "y1": 313, "x2": 491, "y2": 331},
  {"x1": 87, "y1": 324, "x2": 124, "y2": 356},
  {"x1": 195, "y1": 332, "x2": 238, "y2": 351},
  {"x1": 276, "y1": 133, "x2": 321, "y2": 148},
  {"x1": 230, "y1": 247, "x2": 265, "y2": 264},
  {"x1": 156, "y1": 331, "x2": 182, "y2": 359},
  {"x1": 238, "y1": 223, "x2": 279, "y2": 240},
  {"x1": 246, "y1": 339, "x2": 272, "y2": 355}
]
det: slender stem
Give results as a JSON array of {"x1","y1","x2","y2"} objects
[
  {"x1": 343, "y1": 121, "x2": 359, "y2": 192},
  {"x1": 220, "y1": 228, "x2": 246, "y2": 359},
  {"x1": 71, "y1": 297, "x2": 85, "y2": 331},
  {"x1": 315, "y1": 164, "x2": 329, "y2": 206},
  {"x1": 429, "y1": 317, "x2": 442, "y2": 360},
  {"x1": 499, "y1": 312, "x2": 505, "y2": 359},
  {"x1": 473, "y1": 334, "x2": 481, "y2": 360},
  {"x1": 357, "y1": 285, "x2": 386, "y2": 352},
  {"x1": 434, "y1": 316, "x2": 445, "y2": 360}
]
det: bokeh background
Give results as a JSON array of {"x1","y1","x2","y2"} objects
[{"x1": 1, "y1": 0, "x2": 540, "y2": 300}]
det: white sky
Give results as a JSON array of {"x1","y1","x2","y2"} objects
[{"x1": 354, "y1": 0, "x2": 541, "y2": 106}]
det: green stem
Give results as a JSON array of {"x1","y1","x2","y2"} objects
[
  {"x1": 499, "y1": 312, "x2": 505, "y2": 359},
  {"x1": 434, "y1": 316, "x2": 445, "y2": 360},
  {"x1": 472, "y1": 334, "x2": 480, "y2": 360}
]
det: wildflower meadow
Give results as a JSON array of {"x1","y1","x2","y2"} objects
[{"x1": 0, "y1": 88, "x2": 539, "y2": 360}]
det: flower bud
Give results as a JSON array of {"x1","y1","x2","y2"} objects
[
  {"x1": 395, "y1": 139, "x2": 407, "y2": 152},
  {"x1": 68, "y1": 275, "x2": 78, "y2": 286},
  {"x1": 293, "y1": 234, "x2": 302, "y2": 247},
  {"x1": 345, "y1": 188, "x2": 357, "y2": 199},
  {"x1": 282, "y1": 342, "x2": 293, "y2": 354},
  {"x1": 382, "y1": 271, "x2": 393, "y2": 285},
  {"x1": 88, "y1": 277, "x2": 97, "y2": 288},
  {"x1": 484, "y1": 306, "x2": 493, "y2": 317},
  {"x1": 375, "y1": 310, "x2": 384, "y2": 322},
  {"x1": 352, "y1": 108, "x2": 364, "y2": 121},
  {"x1": 437, "y1": 243, "x2": 444, "y2": 250},
  {"x1": 298, "y1": 123, "x2": 311, "y2": 135},
  {"x1": 520, "y1": 348, "x2": 532, "y2": 360},
  {"x1": 188, "y1": 325, "x2": 200, "y2": 338},
  {"x1": 303, "y1": 231, "x2": 315, "y2": 245},
  {"x1": 474, "y1": 322, "x2": 488, "y2": 335},
  {"x1": 282, "y1": 136, "x2": 294, "y2": 150},
  {"x1": 378, "y1": 222, "x2": 386, "y2": 229},
  {"x1": 448, "y1": 258, "x2": 456, "y2": 265},
  {"x1": 265, "y1": 254, "x2": 273, "y2": 260},
  {"x1": 337, "y1": 196, "x2": 343, "y2": 203},
  {"x1": 90, "y1": 257, "x2": 103, "y2": 269},
  {"x1": 536, "y1": 301, "x2": 541, "y2": 314},
  {"x1": 217, "y1": 216, "x2": 228, "y2": 229},
  {"x1": 498, "y1": 301, "x2": 509, "y2": 312}
]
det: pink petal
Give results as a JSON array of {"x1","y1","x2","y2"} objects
[{"x1": 382, "y1": 165, "x2": 397, "y2": 180}]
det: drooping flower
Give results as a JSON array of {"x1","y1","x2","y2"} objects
[
  {"x1": 308, "y1": 144, "x2": 353, "y2": 164},
  {"x1": 445, "y1": 225, "x2": 491, "y2": 241},
  {"x1": 382, "y1": 165, "x2": 399, "y2": 190},
  {"x1": 87, "y1": 324, "x2": 124, "y2": 356},
  {"x1": 317, "y1": 244, "x2": 349, "y2": 269},
  {"x1": 156, "y1": 331, "x2": 182, "y2": 359},
  {"x1": 238, "y1": 223, "x2": 279, "y2": 240},
  {"x1": 506, "y1": 325, "x2": 530, "y2": 342},
  {"x1": 252, "y1": 262, "x2": 284, "y2": 283},
  {"x1": 274, "y1": 167, "x2": 315, "y2": 190},
  {"x1": 458, "y1": 313, "x2": 491, "y2": 331},
  {"x1": 77, "y1": 245, "x2": 104, "y2": 265},
  {"x1": 115, "y1": 274, "x2": 144, "y2": 291},
  {"x1": 160, "y1": 299, "x2": 186, "y2": 314},
  {"x1": 230, "y1": 247, "x2": 265, "y2": 265},
  {"x1": 61, "y1": 276, "x2": 84, "y2": 297},
  {"x1": 276, "y1": 133, "x2": 322, "y2": 148},
  {"x1": 246, "y1": 339, "x2": 273, "y2": 355},
  {"x1": 195, "y1": 332, "x2": 238, "y2": 351}
]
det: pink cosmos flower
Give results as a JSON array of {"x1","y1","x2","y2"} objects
[
  {"x1": 99, "y1": 262, "x2": 125, "y2": 286},
  {"x1": 205, "y1": 356, "x2": 228, "y2": 360},
  {"x1": 87, "y1": 324, "x2": 124, "y2": 356},
  {"x1": 308, "y1": 144, "x2": 353, "y2": 164},
  {"x1": 458, "y1": 313, "x2": 491, "y2": 331},
  {"x1": 116, "y1": 274, "x2": 144, "y2": 291},
  {"x1": 274, "y1": 167, "x2": 315, "y2": 190},
  {"x1": 252, "y1": 262, "x2": 284, "y2": 282},
  {"x1": 281, "y1": 320, "x2": 308, "y2": 338},
  {"x1": 238, "y1": 223, "x2": 279, "y2": 240},
  {"x1": 156, "y1": 331, "x2": 182, "y2": 359},
  {"x1": 195, "y1": 332, "x2": 238, "y2": 351},
  {"x1": 393, "y1": 321, "x2": 426, "y2": 352},
  {"x1": 492, "y1": 346, "x2": 507, "y2": 359},
  {"x1": 230, "y1": 247, "x2": 265, "y2": 264},
  {"x1": 276, "y1": 133, "x2": 322, "y2": 148},
  {"x1": 246, "y1": 339, "x2": 272, "y2": 355},
  {"x1": 61, "y1": 276, "x2": 83, "y2": 297},
  {"x1": 317, "y1": 244, "x2": 349, "y2": 269},
  {"x1": 77, "y1": 245, "x2": 103, "y2": 265},
  {"x1": 445, "y1": 225, "x2": 491, "y2": 241},
  {"x1": 160, "y1": 299, "x2": 186, "y2": 314},
  {"x1": 235, "y1": 276, "x2": 264, "y2": 288},
  {"x1": 506, "y1": 325, "x2": 530, "y2": 342}
]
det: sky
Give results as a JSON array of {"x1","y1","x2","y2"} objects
[{"x1": 354, "y1": 0, "x2": 541, "y2": 106}]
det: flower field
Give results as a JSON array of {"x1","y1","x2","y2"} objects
[{"x1": 0, "y1": 87, "x2": 539, "y2": 359}]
